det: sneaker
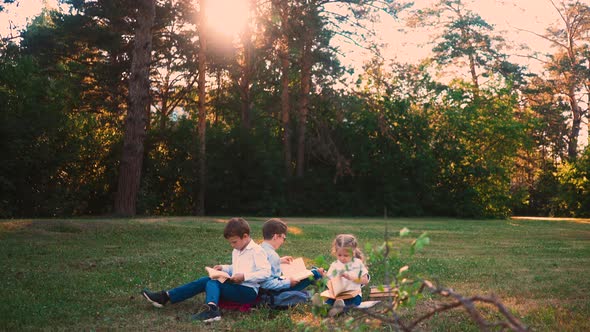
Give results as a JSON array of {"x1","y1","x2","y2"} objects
[
  {"x1": 328, "y1": 299, "x2": 345, "y2": 317},
  {"x1": 141, "y1": 289, "x2": 169, "y2": 308},
  {"x1": 192, "y1": 304, "x2": 221, "y2": 322}
]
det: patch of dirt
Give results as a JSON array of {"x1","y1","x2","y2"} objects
[
  {"x1": 26, "y1": 220, "x2": 83, "y2": 233},
  {"x1": 511, "y1": 216, "x2": 590, "y2": 224},
  {"x1": 135, "y1": 217, "x2": 176, "y2": 223},
  {"x1": 135, "y1": 217, "x2": 203, "y2": 223},
  {"x1": 0, "y1": 220, "x2": 32, "y2": 232},
  {"x1": 288, "y1": 226, "x2": 303, "y2": 235},
  {"x1": 291, "y1": 311, "x2": 324, "y2": 328}
]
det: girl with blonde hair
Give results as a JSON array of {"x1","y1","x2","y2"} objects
[{"x1": 324, "y1": 234, "x2": 369, "y2": 316}]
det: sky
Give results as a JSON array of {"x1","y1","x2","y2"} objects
[
  {"x1": 0, "y1": 0, "x2": 59, "y2": 39},
  {"x1": 1, "y1": 0, "x2": 563, "y2": 73},
  {"x1": 330, "y1": 0, "x2": 562, "y2": 75}
]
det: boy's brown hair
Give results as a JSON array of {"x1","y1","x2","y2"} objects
[
  {"x1": 262, "y1": 218, "x2": 287, "y2": 240},
  {"x1": 223, "y1": 217, "x2": 250, "y2": 238}
]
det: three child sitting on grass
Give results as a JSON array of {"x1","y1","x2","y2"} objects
[{"x1": 141, "y1": 217, "x2": 370, "y2": 322}]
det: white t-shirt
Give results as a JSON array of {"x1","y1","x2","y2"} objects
[{"x1": 326, "y1": 258, "x2": 369, "y2": 292}]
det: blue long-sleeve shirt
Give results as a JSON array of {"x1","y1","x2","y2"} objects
[{"x1": 259, "y1": 241, "x2": 291, "y2": 290}]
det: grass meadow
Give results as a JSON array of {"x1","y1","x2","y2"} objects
[{"x1": 1, "y1": 217, "x2": 589, "y2": 331}]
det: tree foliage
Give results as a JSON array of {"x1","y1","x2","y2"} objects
[{"x1": 1, "y1": 0, "x2": 588, "y2": 218}]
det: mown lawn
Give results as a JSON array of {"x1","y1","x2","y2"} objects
[{"x1": 1, "y1": 217, "x2": 589, "y2": 331}]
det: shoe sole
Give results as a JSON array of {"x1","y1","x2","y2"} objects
[
  {"x1": 328, "y1": 308, "x2": 344, "y2": 317},
  {"x1": 203, "y1": 316, "x2": 221, "y2": 323},
  {"x1": 142, "y1": 292, "x2": 164, "y2": 308},
  {"x1": 329, "y1": 300, "x2": 345, "y2": 317}
]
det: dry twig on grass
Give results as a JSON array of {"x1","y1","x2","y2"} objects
[{"x1": 353, "y1": 280, "x2": 528, "y2": 332}]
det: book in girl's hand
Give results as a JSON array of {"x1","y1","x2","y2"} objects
[
  {"x1": 320, "y1": 276, "x2": 361, "y2": 300},
  {"x1": 280, "y1": 257, "x2": 313, "y2": 281},
  {"x1": 205, "y1": 266, "x2": 230, "y2": 283}
]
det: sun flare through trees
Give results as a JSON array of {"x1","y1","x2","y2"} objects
[{"x1": 203, "y1": 0, "x2": 250, "y2": 39}]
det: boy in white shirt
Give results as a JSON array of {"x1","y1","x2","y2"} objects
[{"x1": 141, "y1": 217, "x2": 271, "y2": 322}]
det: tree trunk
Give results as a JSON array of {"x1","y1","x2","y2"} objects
[
  {"x1": 278, "y1": 0, "x2": 292, "y2": 178},
  {"x1": 460, "y1": 24, "x2": 479, "y2": 97},
  {"x1": 159, "y1": 83, "x2": 169, "y2": 130},
  {"x1": 114, "y1": 0, "x2": 155, "y2": 217},
  {"x1": 468, "y1": 51, "x2": 480, "y2": 97},
  {"x1": 296, "y1": 26, "x2": 312, "y2": 178},
  {"x1": 565, "y1": 30, "x2": 581, "y2": 161},
  {"x1": 196, "y1": 0, "x2": 207, "y2": 216},
  {"x1": 549, "y1": 1, "x2": 589, "y2": 161},
  {"x1": 567, "y1": 86, "x2": 581, "y2": 160},
  {"x1": 239, "y1": 13, "x2": 253, "y2": 130}
]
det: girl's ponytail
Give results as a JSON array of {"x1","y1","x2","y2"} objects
[{"x1": 353, "y1": 247, "x2": 364, "y2": 261}]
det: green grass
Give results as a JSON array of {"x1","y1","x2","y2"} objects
[{"x1": 1, "y1": 217, "x2": 589, "y2": 331}]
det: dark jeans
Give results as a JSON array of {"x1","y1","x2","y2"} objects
[
  {"x1": 326, "y1": 294, "x2": 362, "y2": 307},
  {"x1": 167, "y1": 277, "x2": 257, "y2": 305}
]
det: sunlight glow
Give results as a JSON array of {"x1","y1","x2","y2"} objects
[{"x1": 204, "y1": 0, "x2": 250, "y2": 38}]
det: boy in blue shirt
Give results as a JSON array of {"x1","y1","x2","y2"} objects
[
  {"x1": 259, "y1": 218, "x2": 323, "y2": 292},
  {"x1": 142, "y1": 217, "x2": 271, "y2": 322}
]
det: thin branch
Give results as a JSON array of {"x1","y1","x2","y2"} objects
[
  {"x1": 322, "y1": 10, "x2": 375, "y2": 34},
  {"x1": 350, "y1": 280, "x2": 528, "y2": 332},
  {"x1": 405, "y1": 300, "x2": 464, "y2": 329},
  {"x1": 548, "y1": 0, "x2": 567, "y2": 28},
  {"x1": 424, "y1": 283, "x2": 529, "y2": 332},
  {"x1": 510, "y1": 53, "x2": 552, "y2": 66},
  {"x1": 352, "y1": 306, "x2": 410, "y2": 331},
  {"x1": 511, "y1": 25, "x2": 568, "y2": 50}
]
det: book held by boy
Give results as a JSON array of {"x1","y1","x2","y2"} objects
[
  {"x1": 205, "y1": 266, "x2": 230, "y2": 283},
  {"x1": 280, "y1": 257, "x2": 313, "y2": 281},
  {"x1": 320, "y1": 276, "x2": 361, "y2": 300}
]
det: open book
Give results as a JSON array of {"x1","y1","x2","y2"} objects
[
  {"x1": 320, "y1": 276, "x2": 361, "y2": 300},
  {"x1": 205, "y1": 266, "x2": 230, "y2": 283},
  {"x1": 280, "y1": 257, "x2": 313, "y2": 281},
  {"x1": 369, "y1": 285, "x2": 398, "y2": 299}
]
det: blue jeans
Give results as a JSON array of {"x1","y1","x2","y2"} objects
[
  {"x1": 326, "y1": 295, "x2": 362, "y2": 307},
  {"x1": 167, "y1": 277, "x2": 257, "y2": 305}
]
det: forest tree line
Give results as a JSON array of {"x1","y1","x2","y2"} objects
[{"x1": 1, "y1": 0, "x2": 589, "y2": 218}]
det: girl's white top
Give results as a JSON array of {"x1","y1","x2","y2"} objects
[{"x1": 326, "y1": 258, "x2": 369, "y2": 291}]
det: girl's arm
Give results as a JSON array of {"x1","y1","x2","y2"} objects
[
  {"x1": 341, "y1": 272, "x2": 369, "y2": 285},
  {"x1": 358, "y1": 273, "x2": 369, "y2": 285},
  {"x1": 342, "y1": 261, "x2": 369, "y2": 284}
]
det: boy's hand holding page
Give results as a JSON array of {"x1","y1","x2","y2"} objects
[
  {"x1": 280, "y1": 257, "x2": 313, "y2": 281},
  {"x1": 280, "y1": 256, "x2": 293, "y2": 264},
  {"x1": 205, "y1": 266, "x2": 230, "y2": 283},
  {"x1": 289, "y1": 278, "x2": 299, "y2": 287},
  {"x1": 229, "y1": 273, "x2": 245, "y2": 283}
]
